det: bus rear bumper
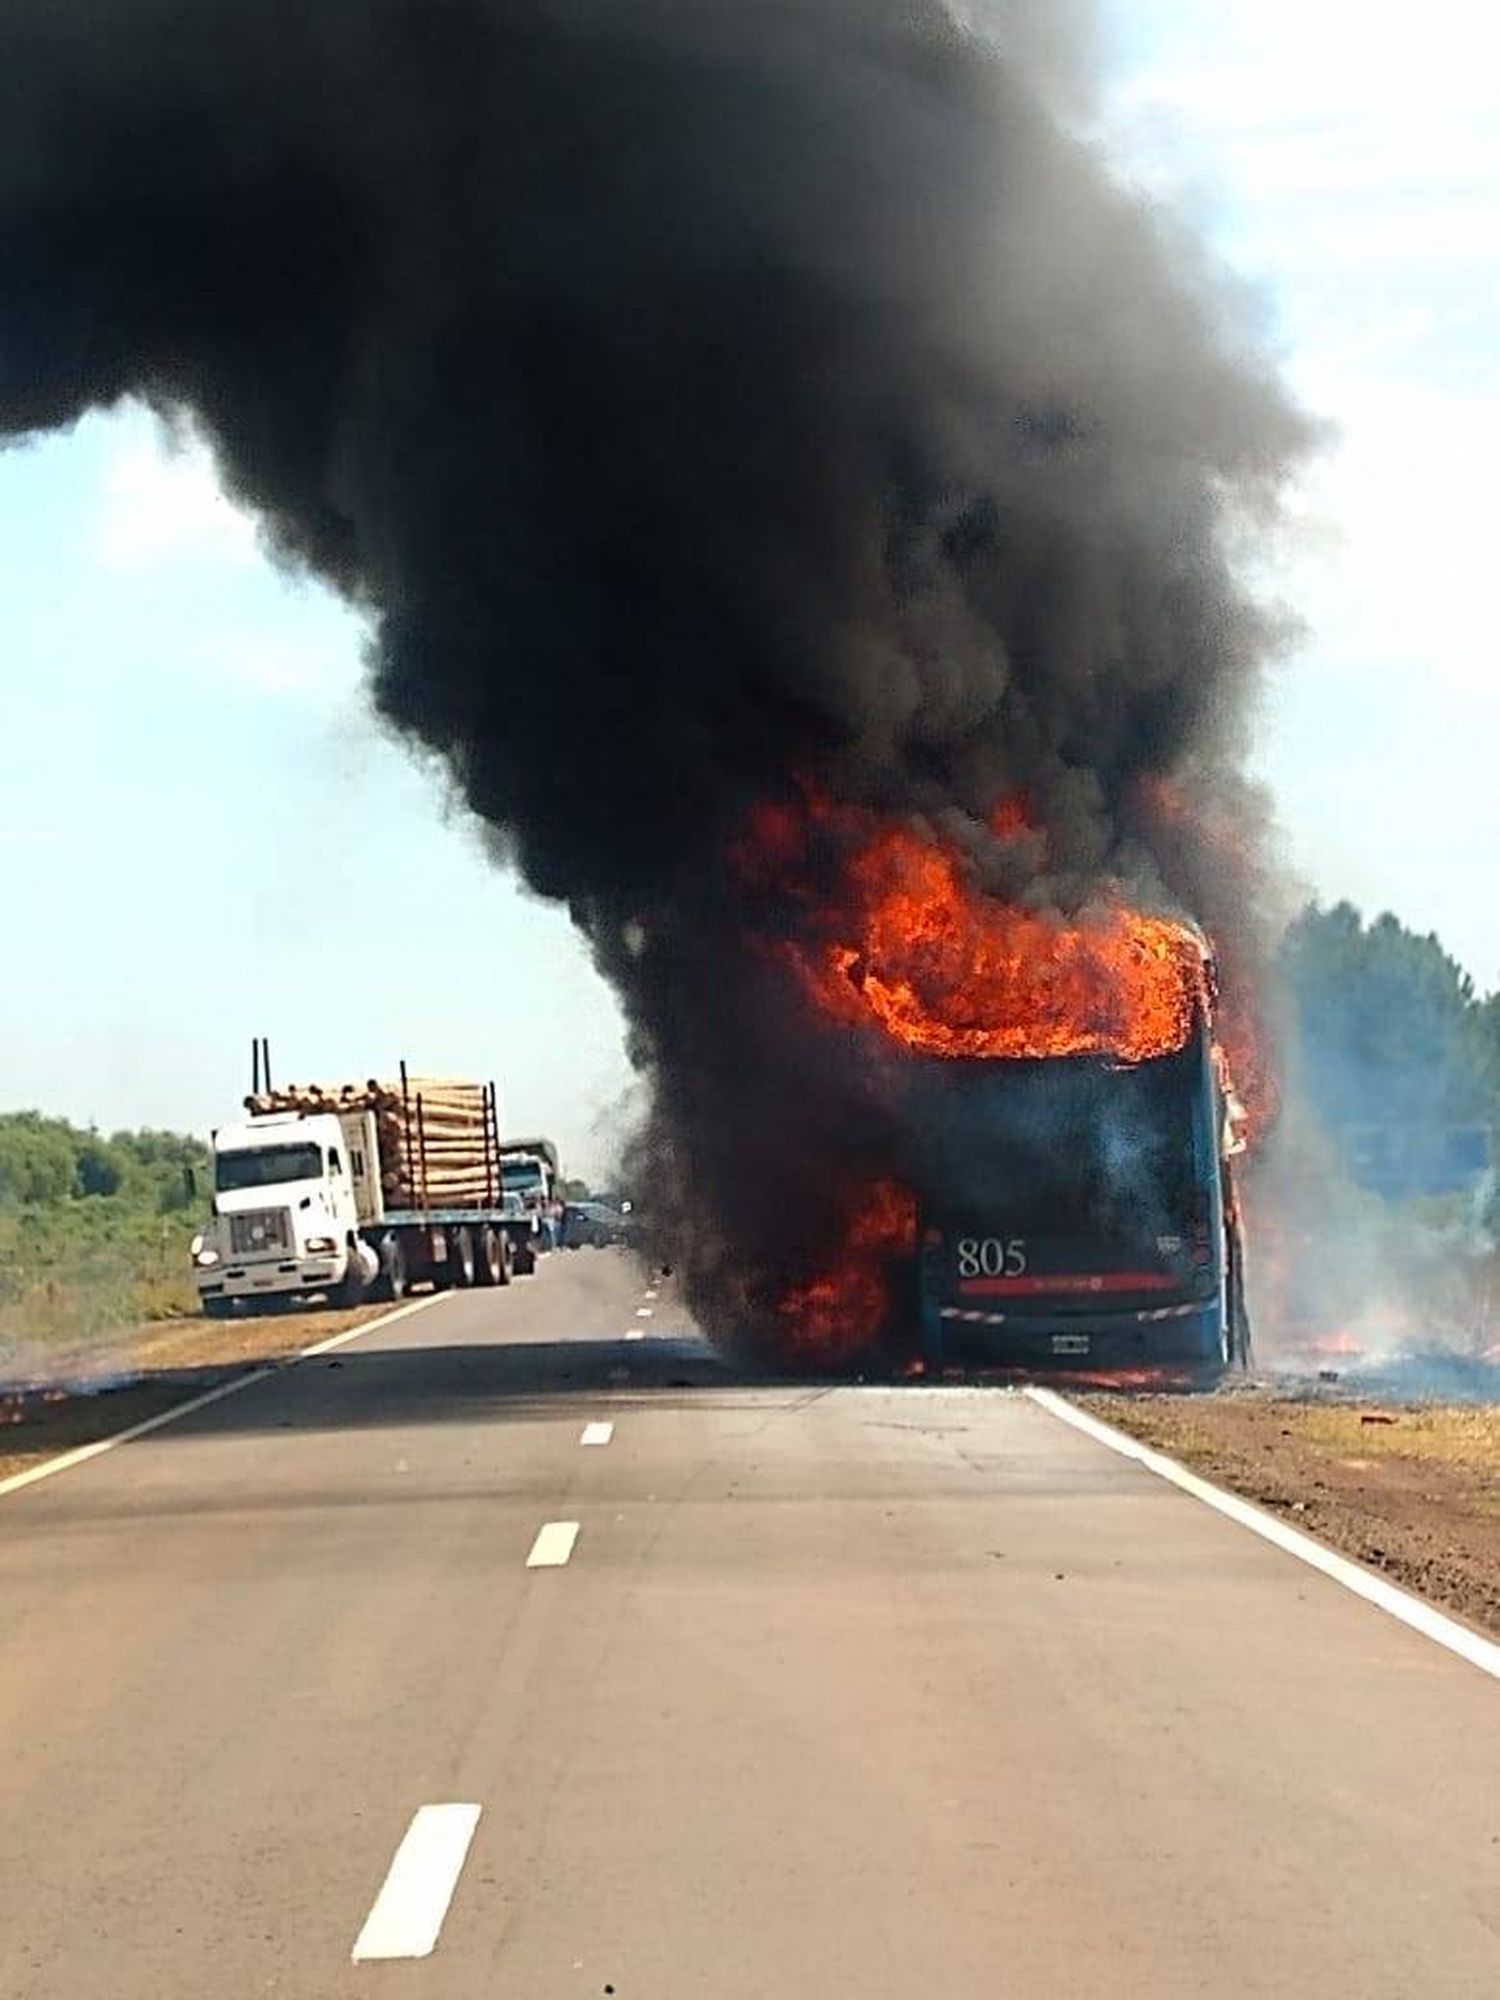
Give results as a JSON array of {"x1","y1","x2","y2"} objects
[{"x1": 924, "y1": 1297, "x2": 1226, "y2": 1372}]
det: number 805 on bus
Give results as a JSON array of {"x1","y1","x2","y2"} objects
[{"x1": 955, "y1": 1237, "x2": 1028, "y2": 1279}]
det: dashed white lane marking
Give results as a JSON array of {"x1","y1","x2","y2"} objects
[
  {"x1": 624, "y1": 1329, "x2": 646, "y2": 1342},
  {"x1": 644, "y1": 1289, "x2": 659, "y2": 1302},
  {"x1": 527, "y1": 1520, "x2": 581, "y2": 1568},
  {"x1": 351, "y1": 1802, "x2": 482, "y2": 1962},
  {"x1": 635, "y1": 1307, "x2": 654, "y2": 1318},
  {"x1": 580, "y1": 1421, "x2": 614, "y2": 1447},
  {"x1": 1027, "y1": 1387, "x2": 1500, "y2": 1684},
  {"x1": 0, "y1": 1292, "x2": 445, "y2": 1503}
]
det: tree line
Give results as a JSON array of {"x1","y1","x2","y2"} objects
[
  {"x1": 0, "y1": 1113, "x2": 206, "y2": 1215},
  {"x1": 1279, "y1": 902, "x2": 1499, "y2": 1198}
]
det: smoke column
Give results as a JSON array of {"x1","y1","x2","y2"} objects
[{"x1": 0, "y1": 0, "x2": 1310, "y2": 1359}]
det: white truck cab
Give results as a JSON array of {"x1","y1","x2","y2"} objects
[{"x1": 191, "y1": 1110, "x2": 381, "y2": 1314}]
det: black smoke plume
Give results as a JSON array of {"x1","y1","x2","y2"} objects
[{"x1": 0, "y1": 0, "x2": 1309, "y2": 1360}]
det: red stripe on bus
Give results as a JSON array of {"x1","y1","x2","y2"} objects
[{"x1": 957, "y1": 1271, "x2": 1180, "y2": 1296}]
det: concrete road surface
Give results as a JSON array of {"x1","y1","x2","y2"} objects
[{"x1": 0, "y1": 1248, "x2": 1495, "y2": 1997}]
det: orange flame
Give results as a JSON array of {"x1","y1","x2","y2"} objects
[
  {"x1": 734, "y1": 787, "x2": 1254, "y2": 1359},
  {"x1": 1131, "y1": 774, "x2": 1276, "y2": 1141},
  {"x1": 775, "y1": 1181, "x2": 916, "y2": 1365},
  {"x1": 743, "y1": 796, "x2": 1209, "y2": 1064}
]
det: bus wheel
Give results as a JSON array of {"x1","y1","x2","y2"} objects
[
  {"x1": 1230, "y1": 1277, "x2": 1254, "y2": 1371},
  {"x1": 1226, "y1": 1222, "x2": 1253, "y2": 1370},
  {"x1": 917, "y1": 1259, "x2": 945, "y2": 1371}
]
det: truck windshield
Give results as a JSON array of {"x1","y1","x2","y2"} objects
[
  {"x1": 215, "y1": 1143, "x2": 324, "y2": 1192},
  {"x1": 503, "y1": 1162, "x2": 543, "y2": 1193}
]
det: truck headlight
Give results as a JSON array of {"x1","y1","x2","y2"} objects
[
  {"x1": 193, "y1": 1246, "x2": 220, "y2": 1269},
  {"x1": 304, "y1": 1235, "x2": 337, "y2": 1256}
]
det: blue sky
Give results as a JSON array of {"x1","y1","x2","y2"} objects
[{"x1": 2, "y1": 1, "x2": 1496, "y2": 1171}]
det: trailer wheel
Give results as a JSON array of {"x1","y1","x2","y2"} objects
[
  {"x1": 514, "y1": 1241, "x2": 537, "y2": 1277},
  {"x1": 448, "y1": 1227, "x2": 476, "y2": 1290},
  {"x1": 474, "y1": 1226, "x2": 505, "y2": 1287},
  {"x1": 376, "y1": 1234, "x2": 407, "y2": 1302}
]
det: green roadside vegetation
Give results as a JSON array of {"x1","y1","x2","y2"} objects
[
  {"x1": 0, "y1": 1114, "x2": 208, "y2": 1350},
  {"x1": 1270, "y1": 903, "x2": 1500, "y2": 1355}
]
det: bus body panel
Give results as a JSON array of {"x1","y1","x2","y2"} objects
[{"x1": 914, "y1": 1012, "x2": 1233, "y2": 1375}]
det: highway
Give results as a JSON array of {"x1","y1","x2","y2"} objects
[{"x1": 0, "y1": 1249, "x2": 1496, "y2": 1996}]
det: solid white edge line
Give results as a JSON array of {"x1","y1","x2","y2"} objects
[
  {"x1": 1025, "y1": 1386, "x2": 1500, "y2": 1683},
  {"x1": 579, "y1": 1421, "x2": 614, "y2": 1447},
  {"x1": 527, "y1": 1520, "x2": 581, "y2": 1568},
  {"x1": 297, "y1": 1292, "x2": 440, "y2": 1359},
  {"x1": 0, "y1": 1292, "x2": 446, "y2": 1502},
  {"x1": 351, "y1": 1802, "x2": 482, "y2": 1963}
]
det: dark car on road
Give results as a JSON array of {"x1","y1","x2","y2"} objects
[{"x1": 560, "y1": 1201, "x2": 627, "y2": 1248}]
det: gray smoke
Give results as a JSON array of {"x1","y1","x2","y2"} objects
[{"x1": 0, "y1": 0, "x2": 1310, "y2": 1360}]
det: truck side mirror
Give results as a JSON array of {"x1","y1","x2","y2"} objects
[{"x1": 183, "y1": 1164, "x2": 198, "y2": 1203}]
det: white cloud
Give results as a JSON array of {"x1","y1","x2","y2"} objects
[
  {"x1": 1109, "y1": 2, "x2": 1500, "y2": 982},
  {"x1": 94, "y1": 414, "x2": 260, "y2": 575},
  {"x1": 213, "y1": 630, "x2": 366, "y2": 702},
  {"x1": 1286, "y1": 371, "x2": 1500, "y2": 679},
  {"x1": 1111, "y1": 2, "x2": 1500, "y2": 271}
]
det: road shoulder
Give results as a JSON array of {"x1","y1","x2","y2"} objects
[{"x1": 1077, "y1": 1388, "x2": 1500, "y2": 1641}]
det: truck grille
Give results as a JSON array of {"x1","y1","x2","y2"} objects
[{"x1": 229, "y1": 1208, "x2": 291, "y2": 1255}]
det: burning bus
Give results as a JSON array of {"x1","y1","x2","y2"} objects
[
  {"x1": 746, "y1": 795, "x2": 1256, "y2": 1380},
  {"x1": 911, "y1": 999, "x2": 1251, "y2": 1376}
]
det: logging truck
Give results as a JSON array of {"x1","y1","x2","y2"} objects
[
  {"x1": 498, "y1": 1138, "x2": 564, "y2": 1247},
  {"x1": 190, "y1": 1046, "x2": 543, "y2": 1315}
]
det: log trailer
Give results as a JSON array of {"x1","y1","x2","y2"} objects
[{"x1": 190, "y1": 1040, "x2": 544, "y2": 1315}]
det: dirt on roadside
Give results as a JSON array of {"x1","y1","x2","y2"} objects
[
  {"x1": 1080, "y1": 1388, "x2": 1500, "y2": 1642},
  {"x1": 0, "y1": 1298, "x2": 405, "y2": 1486}
]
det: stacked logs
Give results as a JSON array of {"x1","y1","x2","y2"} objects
[{"x1": 243, "y1": 1077, "x2": 495, "y2": 1211}]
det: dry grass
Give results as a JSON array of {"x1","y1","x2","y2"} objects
[
  {"x1": 0, "y1": 1297, "x2": 403, "y2": 1484},
  {"x1": 1082, "y1": 1389, "x2": 1500, "y2": 1635},
  {"x1": 1259, "y1": 1401, "x2": 1500, "y2": 1477}
]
